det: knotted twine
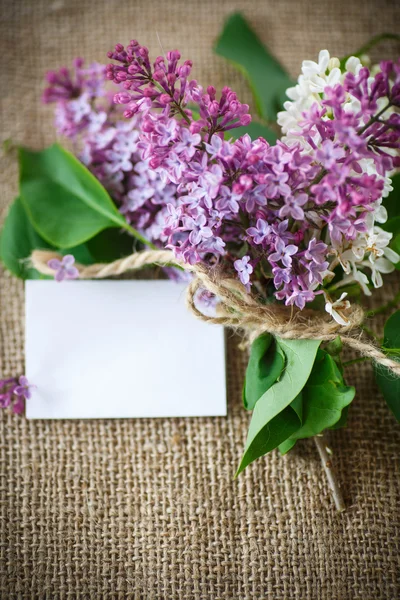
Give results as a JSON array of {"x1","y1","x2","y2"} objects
[{"x1": 30, "y1": 248, "x2": 400, "y2": 376}]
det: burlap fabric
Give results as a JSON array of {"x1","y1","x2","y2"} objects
[{"x1": 1, "y1": 1, "x2": 400, "y2": 598}]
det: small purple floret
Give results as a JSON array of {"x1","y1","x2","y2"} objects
[{"x1": 47, "y1": 255, "x2": 79, "y2": 282}]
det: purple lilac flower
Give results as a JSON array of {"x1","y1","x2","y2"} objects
[
  {"x1": 43, "y1": 60, "x2": 180, "y2": 253},
  {"x1": 306, "y1": 260, "x2": 330, "y2": 285},
  {"x1": 234, "y1": 256, "x2": 253, "y2": 286},
  {"x1": 269, "y1": 239, "x2": 298, "y2": 268},
  {"x1": 193, "y1": 288, "x2": 219, "y2": 317},
  {"x1": 279, "y1": 193, "x2": 308, "y2": 220},
  {"x1": 47, "y1": 255, "x2": 79, "y2": 282},
  {"x1": 247, "y1": 219, "x2": 270, "y2": 245},
  {"x1": 14, "y1": 376, "x2": 35, "y2": 400},
  {"x1": 0, "y1": 376, "x2": 33, "y2": 415},
  {"x1": 305, "y1": 239, "x2": 329, "y2": 264}
]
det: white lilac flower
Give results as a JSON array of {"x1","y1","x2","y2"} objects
[
  {"x1": 335, "y1": 221, "x2": 400, "y2": 294},
  {"x1": 278, "y1": 51, "x2": 363, "y2": 146},
  {"x1": 324, "y1": 292, "x2": 351, "y2": 326}
]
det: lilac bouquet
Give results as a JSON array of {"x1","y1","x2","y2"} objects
[{"x1": 1, "y1": 13, "x2": 399, "y2": 510}]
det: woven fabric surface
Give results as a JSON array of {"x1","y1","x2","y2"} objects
[{"x1": 1, "y1": 1, "x2": 400, "y2": 598}]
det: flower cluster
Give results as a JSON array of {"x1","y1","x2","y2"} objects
[
  {"x1": 106, "y1": 42, "x2": 251, "y2": 130},
  {"x1": 0, "y1": 376, "x2": 34, "y2": 414},
  {"x1": 43, "y1": 59, "x2": 179, "y2": 246},
  {"x1": 107, "y1": 43, "x2": 400, "y2": 316},
  {"x1": 278, "y1": 51, "x2": 400, "y2": 301}
]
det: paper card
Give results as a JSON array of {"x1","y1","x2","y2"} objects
[{"x1": 25, "y1": 280, "x2": 226, "y2": 419}]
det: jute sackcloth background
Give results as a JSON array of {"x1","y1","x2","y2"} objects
[{"x1": 1, "y1": 1, "x2": 400, "y2": 598}]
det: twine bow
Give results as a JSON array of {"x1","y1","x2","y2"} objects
[{"x1": 30, "y1": 248, "x2": 400, "y2": 376}]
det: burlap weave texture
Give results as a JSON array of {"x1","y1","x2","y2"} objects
[{"x1": 1, "y1": 1, "x2": 400, "y2": 598}]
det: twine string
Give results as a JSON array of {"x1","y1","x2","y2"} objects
[{"x1": 30, "y1": 248, "x2": 400, "y2": 376}]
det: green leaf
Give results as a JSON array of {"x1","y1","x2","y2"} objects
[
  {"x1": 18, "y1": 144, "x2": 151, "y2": 249},
  {"x1": 61, "y1": 243, "x2": 95, "y2": 265},
  {"x1": 0, "y1": 196, "x2": 138, "y2": 279},
  {"x1": 324, "y1": 336, "x2": 343, "y2": 357},
  {"x1": 329, "y1": 405, "x2": 349, "y2": 430},
  {"x1": 19, "y1": 144, "x2": 125, "y2": 248},
  {"x1": 243, "y1": 333, "x2": 285, "y2": 410},
  {"x1": 279, "y1": 351, "x2": 354, "y2": 454},
  {"x1": 288, "y1": 350, "x2": 355, "y2": 441},
  {"x1": 382, "y1": 217, "x2": 400, "y2": 236},
  {"x1": 387, "y1": 236, "x2": 400, "y2": 272},
  {"x1": 214, "y1": 12, "x2": 294, "y2": 122},
  {"x1": 382, "y1": 173, "x2": 400, "y2": 223},
  {"x1": 324, "y1": 335, "x2": 344, "y2": 373},
  {"x1": 0, "y1": 197, "x2": 52, "y2": 279},
  {"x1": 375, "y1": 175, "x2": 400, "y2": 269},
  {"x1": 228, "y1": 121, "x2": 278, "y2": 144},
  {"x1": 85, "y1": 228, "x2": 135, "y2": 262},
  {"x1": 278, "y1": 438, "x2": 296, "y2": 455},
  {"x1": 236, "y1": 338, "x2": 320, "y2": 474},
  {"x1": 340, "y1": 33, "x2": 400, "y2": 69},
  {"x1": 392, "y1": 234, "x2": 400, "y2": 254},
  {"x1": 375, "y1": 310, "x2": 400, "y2": 422},
  {"x1": 64, "y1": 229, "x2": 136, "y2": 265},
  {"x1": 380, "y1": 224, "x2": 400, "y2": 271}
]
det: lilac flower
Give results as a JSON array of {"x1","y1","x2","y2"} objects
[
  {"x1": 269, "y1": 239, "x2": 298, "y2": 268},
  {"x1": 316, "y1": 139, "x2": 345, "y2": 169},
  {"x1": 194, "y1": 288, "x2": 219, "y2": 317},
  {"x1": 174, "y1": 129, "x2": 202, "y2": 159},
  {"x1": 279, "y1": 193, "x2": 308, "y2": 220},
  {"x1": 285, "y1": 286, "x2": 316, "y2": 310},
  {"x1": 165, "y1": 152, "x2": 186, "y2": 183},
  {"x1": 47, "y1": 255, "x2": 79, "y2": 282},
  {"x1": 44, "y1": 61, "x2": 180, "y2": 255},
  {"x1": 271, "y1": 220, "x2": 292, "y2": 244},
  {"x1": 306, "y1": 260, "x2": 329, "y2": 285},
  {"x1": 324, "y1": 292, "x2": 351, "y2": 326},
  {"x1": 200, "y1": 164, "x2": 224, "y2": 199},
  {"x1": 183, "y1": 213, "x2": 213, "y2": 245},
  {"x1": 107, "y1": 42, "x2": 251, "y2": 130},
  {"x1": 305, "y1": 239, "x2": 328, "y2": 264},
  {"x1": 204, "y1": 135, "x2": 236, "y2": 160},
  {"x1": 0, "y1": 378, "x2": 15, "y2": 409},
  {"x1": 247, "y1": 219, "x2": 271, "y2": 245},
  {"x1": 234, "y1": 256, "x2": 253, "y2": 286},
  {"x1": 216, "y1": 187, "x2": 241, "y2": 214},
  {"x1": 155, "y1": 119, "x2": 178, "y2": 146},
  {"x1": 0, "y1": 376, "x2": 33, "y2": 415},
  {"x1": 264, "y1": 171, "x2": 290, "y2": 198},
  {"x1": 272, "y1": 266, "x2": 291, "y2": 288},
  {"x1": 105, "y1": 149, "x2": 134, "y2": 172},
  {"x1": 14, "y1": 376, "x2": 35, "y2": 400}
]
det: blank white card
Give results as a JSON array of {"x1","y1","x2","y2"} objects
[{"x1": 25, "y1": 280, "x2": 226, "y2": 419}]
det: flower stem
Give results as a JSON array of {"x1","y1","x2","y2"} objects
[
  {"x1": 344, "y1": 33, "x2": 400, "y2": 63},
  {"x1": 122, "y1": 223, "x2": 157, "y2": 249},
  {"x1": 151, "y1": 78, "x2": 191, "y2": 124},
  {"x1": 366, "y1": 289, "x2": 400, "y2": 317},
  {"x1": 308, "y1": 102, "x2": 392, "y2": 193},
  {"x1": 314, "y1": 434, "x2": 346, "y2": 512},
  {"x1": 342, "y1": 356, "x2": 371, "y2": 367},
  {"x1": 357, "y1": 102, "x2": 392, "y2": 136},
  {"x1": 360, "y1": 322, "x2": 380, "y2": 342}
]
